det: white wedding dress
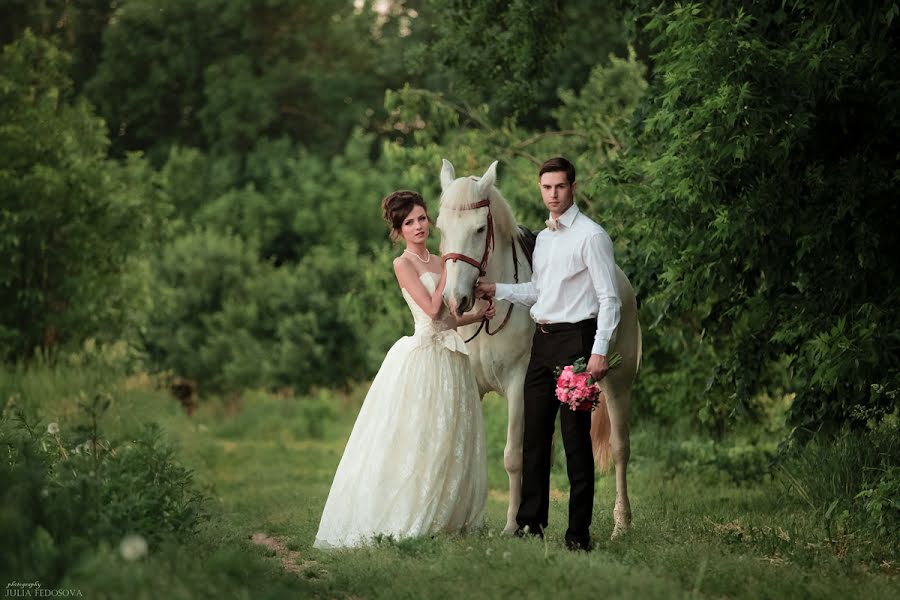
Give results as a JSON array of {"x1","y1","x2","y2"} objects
[{"x1": 314, "y1": 271, "x2": 488, "y2": 549}]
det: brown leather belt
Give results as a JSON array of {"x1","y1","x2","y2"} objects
[{"x1": 536, "y1": 318, "x2": 595, "y2": 334}]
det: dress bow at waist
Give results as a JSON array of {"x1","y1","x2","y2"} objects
[{"x1": 412, "y1": 323, "x2": 469, "y2": 355}]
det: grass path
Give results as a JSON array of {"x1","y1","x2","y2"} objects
[
  {"x1": 9, "y1": 372, "x2": 896, "y2": 599},
  {"x1": 153, "y1": 395, "x2": 900, "y2": 597}
]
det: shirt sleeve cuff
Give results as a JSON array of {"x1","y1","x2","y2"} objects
[
  {"x1": 494, "y1": 283, "x2": 513, "y2": 301},
  {"x1": 591, "y1": 338, "x2": 609, "y2": 356}
]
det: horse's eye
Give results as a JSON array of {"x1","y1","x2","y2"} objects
[{"x1": 476, "y1": 226, "x2": 486, "y2": 234}]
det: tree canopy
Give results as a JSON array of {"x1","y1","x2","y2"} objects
[{"x1": 2, "y1": 0, "x2": 897, "y2": 435}]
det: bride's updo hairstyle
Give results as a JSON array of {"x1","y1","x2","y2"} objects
[{"x1": 381, "y1": 190, "x2": 430, "y2": 242}]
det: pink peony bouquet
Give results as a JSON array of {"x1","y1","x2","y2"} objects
[{"x1": 554, "y1": 354, "x2": 622, "y2": 412}]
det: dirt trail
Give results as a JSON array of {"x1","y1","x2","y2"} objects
[{"x1": 249, "y1": 532, "x2": 324, "y2": 576}]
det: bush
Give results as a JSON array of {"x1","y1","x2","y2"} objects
[
  {"x1": 660, "y1": 437, "x2": 777, "y2": 485},
  {"x1": 607, "y1": 1, "x2": 900, "y2": 435},
  {"x1": 144, "y1": 228, "x2": 373, "y2": 394},
  {"x1": 0, "y1": 397, "x2": 209, "y2": 585},
  {"x1": 0, "y1": 31, "x2": 168, "y2": 362},
  {"x1": 777, "y1": 418, "x2": 900, "y2": 560}
]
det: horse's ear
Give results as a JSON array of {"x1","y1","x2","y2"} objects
[
  {"x1": 477, "y1": 160, "x2": 498, "y2": 197},
  {"x1": 440, "y1": 159, "x2": 456, "y2": 191}
]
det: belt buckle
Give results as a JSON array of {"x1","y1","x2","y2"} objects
[{"x1": 539, "y1": 323, "x2": 550, "y2": 334}]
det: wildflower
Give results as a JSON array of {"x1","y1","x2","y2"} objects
[
  {"x1": 503, "y1": 551, "x2": 512, "y2": 560},
  {"x1": 47, "y1": 422, "x2": 59, "y2": 435},
  {"x1": 119, "y1": 534, "x2": 148, "y2": 561}
]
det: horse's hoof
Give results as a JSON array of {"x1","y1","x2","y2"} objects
[
  {"x1": 610, "y1": 524, "x2": 630, "y2": 540},
  {"x1": 502, "y1": 523, "x2": 518, "y2": 536}
]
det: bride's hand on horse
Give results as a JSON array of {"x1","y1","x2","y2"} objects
[{"x1": 478, "y1": 299, "x2": 496, "y2": 321}]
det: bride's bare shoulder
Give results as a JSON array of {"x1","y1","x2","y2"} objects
[
  {"x1": 393, "y1": 255, "x2": 421, "y2": 284},
  {"x1": 393, "y1": 255, "x2": 415, "y2": 271}
]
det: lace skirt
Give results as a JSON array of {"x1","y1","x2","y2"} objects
[{"x1": 313, "y1": 332, "x2": 488, "y2": 549}]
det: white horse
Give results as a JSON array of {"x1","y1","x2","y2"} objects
[{"x1": 436, "y1": 159, "x2": 642, "y2": 539}]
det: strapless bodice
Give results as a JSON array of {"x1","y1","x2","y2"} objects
[{"x1": 400, "y1": 272, "x2": 468, "y2": 355}]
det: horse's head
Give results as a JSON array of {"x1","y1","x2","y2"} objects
[{"x1": 437, "y1": 159, "x2": 498, "y2": 317}]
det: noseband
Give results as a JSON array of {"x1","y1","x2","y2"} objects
[
  {"x1": 441, "y1": 199, "x2": 493, "y2": 276},
  {"x1": 441, "y1": 196, "x2": 520, "y2": 342}
]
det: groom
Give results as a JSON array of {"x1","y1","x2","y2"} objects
[{"x1": 475, "y1": 156, "x2": 621, "y2": 551}]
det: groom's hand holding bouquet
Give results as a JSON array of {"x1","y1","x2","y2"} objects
[{"x1": 554, "y1": 354, "x2": 622, "y2": 412}]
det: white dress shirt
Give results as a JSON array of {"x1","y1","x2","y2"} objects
[{"x1": 495, "y1": 203, "x2": 621, "y2": 356}]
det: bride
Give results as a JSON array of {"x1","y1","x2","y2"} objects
[{"x1": 314, "y1": 190, "x2": 493, "y2": 549}]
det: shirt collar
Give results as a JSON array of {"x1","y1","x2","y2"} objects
[{"x1": 550, "y1": 203, "x2": 580, "y2": 229}]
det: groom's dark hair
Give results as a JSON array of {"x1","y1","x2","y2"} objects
[{"x1": 539, "y1": 157, "x2": 576, "y2": 185}]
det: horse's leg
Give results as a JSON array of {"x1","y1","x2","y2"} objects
[
  {"x1": 502, "y1": 374, "x2": 526, "y2": 534},
  {"x1": 606, "y1": 279, "x2": 640, "y2": 540},
  {"x1": 605, "y1": 382, "x2": 632, "y2": 539}
]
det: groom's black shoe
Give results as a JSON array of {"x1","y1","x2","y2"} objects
[
  {"x1": 564, "y1": 536, "x2": 592, "y2": 552},
  {"x1": 514, "y1": 524, "x2": 544, "y2": 540}
]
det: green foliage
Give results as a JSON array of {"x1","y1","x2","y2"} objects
[
  {"x1": 554, "y1": 48, "x2": 649, "y2": 163},
  {"x1": 140, "y1": 127, "x2": 431, "y2": 394},
  {"x1": 410, "y1": 1, "x2": 631, "y2": 126},
  {"x1": 343, "y1": 244, "x2": 414, "y2": 373},
  {"x1": 2, "y1": 360, "x2": 897, "y2": 596},
  {"x1": 143, "y1": 229, "x2": 262, "y2": 391},
  {"x1": 86, "y1": 0, "x2": 408, "y2": 159},
  {"x1": 380, "y1": 45, "x2": 648, "y2": 229},
  {"x1": 778, "y1": 418, "x2": 900, "y2": 559},
  {"x1": 158, "y1": 145, "x2": 238, "y2": 219},
  {"x1": 143, "y1": 228, "x2": 370, "y2": 394},
  {"x1": 661, "y1": 437, "x2": 776, "y2": 485},
  {"x1": 4, "y1": 0, "x2": 897, "y2": 442},
  {"x1": 211, "y1": 388, "x2": 342, "y2": 441},
  {"x1": 189, "y1": 133, "x2": 391, "y2": 263},
  {"x1": 610, "y1": 1, "x2": 900, "y2": 432},
  {"x1": 856, "y1": 465, "x2": 900, "y2": 542},
  {"x1": 0, "y1": 1, "x2": 117, "y2": 91},
  {"x1": 0, "y1": 31, "x2": 167, "y2": 362},
  {"x1": 0, "y1": 400, "x2": 208, "y2": 585},
  {"x1": 415, "y1": 0, "x2": 562, "y2": 119}
]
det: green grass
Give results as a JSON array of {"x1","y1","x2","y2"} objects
[{"x1": 2, "y1": 366, "x2": 898, "y2": 599}]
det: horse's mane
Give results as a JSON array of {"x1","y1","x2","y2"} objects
[{"x1": 440, "y1": 177, "x2": 520, "y2": 241}]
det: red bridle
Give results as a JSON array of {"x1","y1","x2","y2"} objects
[
  {"x1": 441, "y1": 198, "x2": 494, "y2": 276},
  {"x1": 441, "y1": 196, "x2": 520, "y2": 342}
]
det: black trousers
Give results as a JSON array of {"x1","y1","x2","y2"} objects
[{"x1": 516, "y1": 319, "x2": 596, "y2": 546}]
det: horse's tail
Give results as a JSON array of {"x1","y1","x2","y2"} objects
[{"x1": 591, "y1": 394, "x2": 613, "y2": 473}]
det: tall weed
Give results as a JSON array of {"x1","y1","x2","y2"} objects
[{"x1": 777, "y1": 418, "x2": 900, "y2": 560}]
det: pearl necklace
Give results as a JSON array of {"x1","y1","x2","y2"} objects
[{"x1": 403, "y1": 249, "x2": 431, "y2": 263}]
